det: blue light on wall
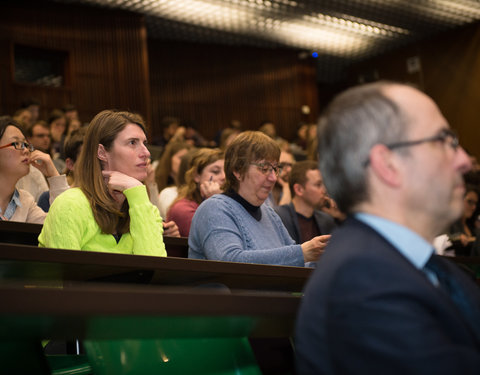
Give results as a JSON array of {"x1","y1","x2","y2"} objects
[{"x1": 311, "y1": 52, "x2": 319, "y2": 58}]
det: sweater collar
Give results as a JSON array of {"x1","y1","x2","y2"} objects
[{"x1": 223, "y1": 189, "x2": 262, "y2": 221}]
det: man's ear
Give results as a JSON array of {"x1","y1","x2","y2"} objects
[
  {"x1": 233, "y1": 170, "x2": 242, "y2": 181},
  {"x1": 368, "y1": 144, "x2": 402, "y2": 187},
  {"x1": 293, "y1": 182, "x2": 304, "y2": 197}
]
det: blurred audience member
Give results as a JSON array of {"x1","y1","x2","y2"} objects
[
  {"x1": 275, "y1": 160, "x2": 336, "y2": 244},
  {"x1": 13, "y1": 108, "x2": 32, "y2": 129},
  {"x1": 20, "y1": 98, "x2": 41, "y2": 127},
  {"x1": 157, "y1": 148, "x2": 196, "y2": 219},
  {"x1": 168, "y1": 148, "x2": 224, "y2": 236},
  {"x1": 447, "y1": 185, "x2": 479, "y2": 256},
  {"x1": 48, "y1": 109, "x2": 67, "y2": 170},
  {"x1": 27, "y1": 120, "x2": 51, "y2": 153},
  {"x1": 265, "y1": 150, "x2": 295, "y2": 208},
  {"x1": 144, "y1": 160, "x2": 180, "y2": 237},
  {"x1": 155, "y1": 140, "x2": 191, "y2": 192}
]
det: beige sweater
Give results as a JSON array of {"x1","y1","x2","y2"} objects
[{"x1": 9, "y1": 175, "x2": 69, "y2": 224}]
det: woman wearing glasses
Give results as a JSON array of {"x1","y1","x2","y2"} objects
[
  {"x1": 0, "y1": 117, "x2": 68, "y2": 223},
  {"x1": 188, "y1": 131, "x2": 327, "y2": 266}
]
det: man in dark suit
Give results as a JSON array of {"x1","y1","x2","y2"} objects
[
  {"x1": 295, "y1": 81, "x2": 480, "y2": 374},
  {"x1": 275, "y1": 160, "x2": 336, "y2": 244}
]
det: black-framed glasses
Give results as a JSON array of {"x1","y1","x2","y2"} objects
[
  {"x1": 251, "y1": 162, "x2": 283, "y2": 176},
  {"x1": 364, "y1": 129, "x2": 459, "y2": 167},
  {"x1": 385, "y1": 129, "x2": 459, "y2": 151},
  {"x1": 0, "y1": 141, "x2": 35, "y2": 152}
]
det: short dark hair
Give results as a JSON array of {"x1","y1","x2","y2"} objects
[
  {"x1": 64, "y1": 127, "x2": 86, "y2": 162},
  {"x1": 289, "y1": 160, "x2": 319, "y2": 198},
  {"x1": 26, "y1": 120, "x2": 49, "y2": 138}
]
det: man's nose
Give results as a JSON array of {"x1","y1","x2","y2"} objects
[{"x1": 456, "y1": 146, "x2": 472, "y2": 174}]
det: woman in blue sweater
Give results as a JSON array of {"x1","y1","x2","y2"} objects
[{"x1": 188, "y1": 131, "x2": 328, "y2": 266}]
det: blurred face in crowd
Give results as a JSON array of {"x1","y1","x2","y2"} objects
[
  {"x1": 15, "y1": 110, "x2": 32, "y2": 128},
  {"x1": 463, "y1": 190, "x2": 478, "y2": 220},
  {"x1": 27, "y1": 105, "x2": 40, "y2": 124},
  {"x1": 29, "y1": 124, "x2": 51, "y2": 152},
  {"x1": 170, "y1": 148, "x2": 188, "y2": 181},
  {"x1": 68, "y1": 118, "x2": 82, "y2": 135},
  {"x1": 195, "y1": 159, "x2": 225, "y2": 186},
  {"x1": 236, "y1": 160, "x2": 278, "y2": 206},
  {"x1": 50, "y1": 117, "x2": 67, "y2": 142},
  {"x1": 99, "y1": 124, "x2": 150, "y2": 182},
  {"x1": 278, "y1": 151, "x2": 294, "y2": 182},
  {"x1": 0, "y1": 126, "x2": 31, "y2": 180},
  {"x1": 299, "y1": 169, "x2": 327, "y2": 209}
]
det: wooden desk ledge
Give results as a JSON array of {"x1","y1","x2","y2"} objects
[{"x1": 0, "y1": 242, "x2": 312, "y2": 293}]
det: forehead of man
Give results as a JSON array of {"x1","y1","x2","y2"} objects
[
  {"x1": 381, "y1": 84, "x2": 448, "y2": 137},
  {"x1": 280, "y1": 151, "x2": 294, "y2": 163},
  {"x1": 32, "y1": 123, "x2": 49, "y2": 135}
]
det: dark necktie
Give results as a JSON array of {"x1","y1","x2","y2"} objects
[{"x1": 424, "y1": 254, "x2": 480, "y2": 342}]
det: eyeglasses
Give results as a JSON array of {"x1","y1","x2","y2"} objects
[
  {"x1": 385, "y1": 129, "x2": 459, "y2": 151},
  {"x1": 250, "y1": 162, "x2": 283, "y2": 176},
  {"x1": 0, "y1": 141, "x2": 35, "y2": 152},
  {"x1": 364, "y1": 129, "x2": 459, "y2": 166}
]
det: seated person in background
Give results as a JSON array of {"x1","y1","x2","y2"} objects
[
  {"x1": 0, "y1": 117, "x2": 68, "y2": 223},
  {"x1": 155, "y1": 140, "x2": 192, "y2": 217},
  {"x1": 144, "y1": 160, "x2": 180, "y2": 237},
  {"x1": 17, "y1": 121, "x2": 54, "y2": 201},
  {"x1": 48, "y1": 109, "x2": 68, "y2": 172},
  {"x1": 447, "y1": 185, "x2": 479, "y2": 256},
  {"x1": 265, "y1": 149, "x2": 295, "y2": 208},
  {"x1": 167, "y1": 148, "x2": 224, "y2": 237},
  {"x1": 26, "y1": 120, "x2": 51, "y2": 153},
  {"x1": 295, "y1": 82, "x2": 480, "y2": 374},
  {"x1": 37, "y1": 127, "x2": 86, "y2": 212},
  {"x1": 275, "y1": 160, "x2": 336, "y2": 244},
  {"x1": 188, "y1": 131, "x2": 328, "y2": 266},
  {"x1": 13, "y1": 108, "x2": 32, "y2": 129},
  {"x1": 39, "y1": 110, "x2": 166, "y2": 257}
]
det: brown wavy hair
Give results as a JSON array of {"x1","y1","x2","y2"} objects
[
  {"x1": 75, "y1": 110, "x2": 146, "y2": 235},
  {"x1": 174, "y1": 148, "x2": 224, "y2": 205}
]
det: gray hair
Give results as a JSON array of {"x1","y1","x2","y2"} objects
[{"x1": 317, "y1": 81, "x2": 410, "y2": 214}]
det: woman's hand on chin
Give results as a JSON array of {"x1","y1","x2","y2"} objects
[
  {"x1": 29, "y1": 150, "x2": 59, "y2": 177},
  {"x1": 102, "y1": 170, "x2": 142, "y2": 204}
]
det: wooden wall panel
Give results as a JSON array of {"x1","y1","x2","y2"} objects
[
  {"x1": 350, "y1": 22, "x2": 480, "y2": 158},
  {"x1": 0, "y1": 1, "x2": 150, "y2": 129},
  {"x1": 148, "y1": 40, "x2": 319, "y2": 142}
]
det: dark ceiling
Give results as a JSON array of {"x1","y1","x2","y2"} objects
[{"x1": 53, "y1": 0, "x2": 480, "y2": 82}]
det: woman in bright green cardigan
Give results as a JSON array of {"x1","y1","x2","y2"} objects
[{"x1": 39, "y1": 110, "x2": 166, "y2": 256}]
